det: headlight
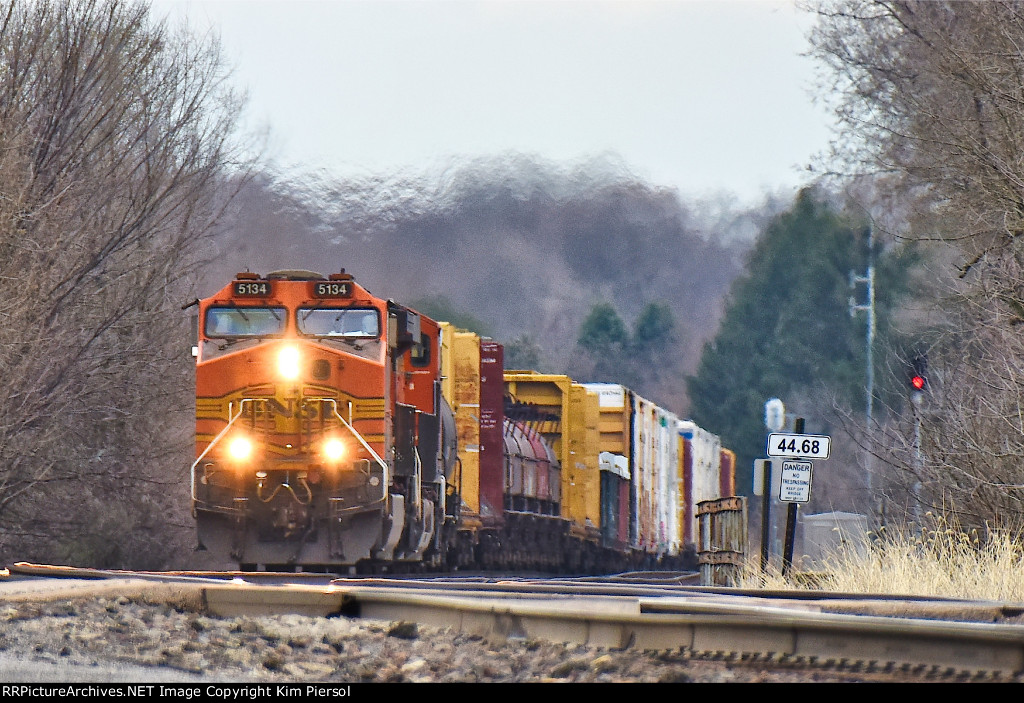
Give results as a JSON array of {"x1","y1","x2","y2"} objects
[
  {"x1": 278, "y1": 345, "x2": 301, "y2": 380},
  {"x1": 323, "y1": 438, "x2": 346, "y2": 462},
  {"x1": 227, "y1": 436, "x2": 253, "y2": 461}
]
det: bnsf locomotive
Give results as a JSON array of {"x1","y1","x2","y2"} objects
[{"x1": 191, "y1": 269, "x2": 736, "y2": 573}]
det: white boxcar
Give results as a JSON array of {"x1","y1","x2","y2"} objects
[
  {"x1": 632, "y1": 394, "x2": 681, "y2": 558},
  {"x1": 678, "y1": 419, "x2": 723, "y2": 545}
]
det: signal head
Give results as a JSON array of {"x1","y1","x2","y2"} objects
[{"x1": 908, "y1": 352, "x2": 928, "y2": 392}]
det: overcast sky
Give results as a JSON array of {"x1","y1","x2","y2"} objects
[{"x1": 152, "y1": 0, "x2": 834, "y2": 204}]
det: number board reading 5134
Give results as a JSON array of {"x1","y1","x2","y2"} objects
[{"x1": 767, "y1": 432, "x2": 831, "y2": 460}]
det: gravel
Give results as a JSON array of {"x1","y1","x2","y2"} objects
[{"x1": 0, "y1": 590, "x2": 936, "y2": 683}]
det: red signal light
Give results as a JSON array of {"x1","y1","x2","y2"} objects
[{"x1": 909, "y1": 352, "x2": 928, "y2": 392}]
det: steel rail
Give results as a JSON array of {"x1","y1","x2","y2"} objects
[
  {"x1": 7, "y1": 564, "x2": 1024, "y2": 677},
  {"x1": 195, "y1": 580, "x2": 1024, "y2": 675}
]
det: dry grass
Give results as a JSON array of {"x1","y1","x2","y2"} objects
[{"x1": 737, "y1": 514, "x2": 1024, "y2": 601}]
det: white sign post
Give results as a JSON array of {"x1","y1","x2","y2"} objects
[
  {"x1": 759, "y1": 398, "x2": 785, "y2": 576},
  {"x1": 779, "y1": 460, "x2": 812, "y2": 503}
]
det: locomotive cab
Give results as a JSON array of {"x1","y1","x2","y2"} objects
[{"x1": 191, "y1": 269, "x2": 454, "y2": 572}]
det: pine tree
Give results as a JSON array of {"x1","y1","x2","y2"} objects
[{"x1": 687, "y1": 189, "x2": 910, "y2": 495}]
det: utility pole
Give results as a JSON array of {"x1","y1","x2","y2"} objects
[
  {"x1": 849, "y1": 226, "x2": 876, "y2": 523},
  {"x1": 909, "y1": 354, "x2": 927, "y2": 526},
  {"x1": 912, "y1": 391, "x2": 923, "y2": 525}
]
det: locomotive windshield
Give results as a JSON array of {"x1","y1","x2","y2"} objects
[
  {"x1": 205, "y1": 307, "x2": 286, "y2": 337},
  {"x1": 298, "y1": 308, "x2": 379, "y2": 337},
  {"x1": 298, "y1": 307, "x2": 381, "y2": 361}
]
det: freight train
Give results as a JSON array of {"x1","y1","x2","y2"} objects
[{"x1": 190, "y1": 269, "x2": 737, "y2": 573}]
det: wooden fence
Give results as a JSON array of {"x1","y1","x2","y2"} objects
[{"x1": 697, "y1": 496, "x2": 747, "y2": 586}]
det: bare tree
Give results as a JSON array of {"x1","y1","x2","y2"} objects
[
  {"x1": 807, "y1": 1, "x2": 1024, "y2": 532},
  {"x1": 864, "y1": 267, "x2": 1024, "y2": 533},
  {"x1": 808, "y1": 0, "x2": 1024, "y2": 275},
  {"x1": 0, "y1": 0, "x2": 248, "y2": 567}
]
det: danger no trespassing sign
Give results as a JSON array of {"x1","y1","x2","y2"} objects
[{"x1": 779, "y1": 460, "x2": 812, "y2": 503}]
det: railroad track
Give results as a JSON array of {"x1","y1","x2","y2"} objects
[{"x1": 4, "y1": 563, "x2": 1024, "y2": 681}]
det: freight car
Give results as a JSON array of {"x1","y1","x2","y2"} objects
[{"x1": 190, "y1": 269, "x2": 736, "y2": 573}]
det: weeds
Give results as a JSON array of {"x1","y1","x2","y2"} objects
[{"x1": 737, "y1": 513, "x2": 1024, "y2": 601}]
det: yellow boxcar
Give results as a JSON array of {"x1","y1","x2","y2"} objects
[
  {"x1": 582, "y1": 383, "x2": 634, "y2": 552},
  {"x1": 504, "y1": 372, "x2": 600, "y2": 541},
  {"x1": 440, "y1": 324, "x2": 482, "y2": 526}
]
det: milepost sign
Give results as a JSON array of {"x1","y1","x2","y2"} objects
[
  {"x1": 765, "y1": 431, "x2": 831, "y2": 504},
  {"x1": 766, "y1": 432, "x2": 831, "y2": 460}
]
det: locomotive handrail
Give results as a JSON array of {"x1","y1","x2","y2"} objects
[
  {"x1": 412, "y1": 447, "x2": 422, "y2": 516},
  {"x1": 316, "y1": 398, "x2": 390, "y2": 490},
  {"x1": 190, "y1": 398, "x2": 256, "y2": 502}
]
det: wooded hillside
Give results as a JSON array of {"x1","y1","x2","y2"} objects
[{"x1": 202, "y1": 156, "x2": 775, "y2": 414}]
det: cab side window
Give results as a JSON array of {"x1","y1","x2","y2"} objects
[{"x1": 411, "y1": 332, "x2": 431, "y2": 367}]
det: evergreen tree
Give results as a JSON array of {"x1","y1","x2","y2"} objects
[
  {"x1": 576, "y1": 302, "x2": 632, "y2": 383},
  {"x1": 687, "y1": 189, "x2": 911, "y2": 495},
  {"x1": 632, "y1": 302, "x2": 677, "y2": 363},
  {"x1": 504, "y1": 334, "x2": 544, "y2": 371},
  {"x1": 571, "y1": 300, "x2": 683, "y2": 407},
  {"x1": 579, "y1": 303, "x2": 629, "y2": 351}
]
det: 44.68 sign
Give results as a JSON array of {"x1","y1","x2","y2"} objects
[{"x1": 767, "y1": 432, "x2": 831, "y2": 460}]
